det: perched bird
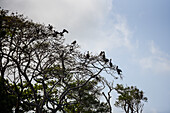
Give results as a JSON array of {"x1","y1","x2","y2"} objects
[
  {"x1": 99, "y1": 51, "x2": 104, "y2": 56},
  {"x1": 62, "y1": 29, "x2": 69, "y2": 33},
  {"x1": 99, "y1": 51, "x2": 109, "y2": 63},
  {"x1": 116, "y1": 66, "x2": 122, "y2": 75},
  {"x1": 60, "y1": 29, "x2": 69, "y2": 36},
  {"x1": 109, "y1": 59, "x2": 113, "y2": 67},
  {"x1": 101, "y1": 51, "x2": 106, "y2": 60},
  {"x1": 104, "y1": 58, "x2": 109, "y2": 63},
  {"x1": 99, "y1": 51, "x2": 103, "y2": 56},
  {"x1": 71, "y1": 40, "x2": 76, "y2": 45},
  {"x1": 86, "y1": 51, "x2": 90, "y2": 59},
  {"x1": 54, "y1": 30, "x2": 60, "y2": 34},
  {"x1": 103, "y1": 55, "x2": 106, "y2": 62},
  {"x1": 48, "y1": 24, "x2": 53, "y2": 31}
]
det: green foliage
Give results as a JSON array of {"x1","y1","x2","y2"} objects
[
  {"x1": 0, "y1": 77, "x2": 16, "y2": 113},
  {"x1": 65, "y1": 80, "x2": 109, "y2": 113},
  {"x1": 0, "y1": 8, "x2": 121, "y2": 113},
  {"x1": 115, "y1": 84, "x2": 148, "y2": 113},
  {"x1": 0, "y1": 8, "x2": 147, "y2": 113}
]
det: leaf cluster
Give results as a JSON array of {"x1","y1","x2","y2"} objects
[
  {"x1": 0, "y1": 8, "x2": 122, "y2": 113},
  {"x1": 115, "y1": 84, "x2": 148, "y2": 113}
]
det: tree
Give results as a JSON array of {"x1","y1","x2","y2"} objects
[
  {"x1": 0, "y1": 76, "x2": 16, "y2": 113},
  {"x1": 114, "y1": 84, "x2": 148, "y2": 113},
  {"x1": 65, "y1": 79, "x2": 110, "y2": 113},
  {"x1": 0, "y1": 8, "x2": 122, "y2": 113}
]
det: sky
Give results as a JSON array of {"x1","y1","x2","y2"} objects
[{"x1": 1, "y1": 0, "x2": 170, "y2": 113}]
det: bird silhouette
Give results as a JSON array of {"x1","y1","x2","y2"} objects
[
  {"x1": 71, "y1": 40, "x2": 76, "y2": 45},
  {"x1": 86, "y1": 51, "x2": 90, "y2": 59},
  {"x1": 99, "y1": 51, "x2": 104, "y2": 56},
  {"x1": 48, "y1": 24, "x2": 53, "y2": 31},
  {"x1": 104, "y1": 58, "x2": 109, "y2": 63},
  {"x1": 109, "y1": 59, "x2": 113, "y2": 67},
  {"x1": 62, "y1": 29, "x2": 69, "y2": 34},
  {"x1": 59, "y1": 29, "x2": 68, "y2": 36},
  {"x1": 102, "y1": 51, "x2": 106, "y2": 60},
  {"x1": 116, "y1": 66, "x2": 122, "y2": 75},
  {"x1": 100, "y1": 51, "x2": 109, "y2": 63}
]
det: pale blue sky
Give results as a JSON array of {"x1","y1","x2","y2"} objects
[
  {"x1": 1, "y1": 0, "x2": 170, "y2": 113},
  {"x1": 113, "y1": 0, "x2": 170, "y2": 52},
  {"x1": 111, "y1": 0, "x2": 170, "y2": 113}
]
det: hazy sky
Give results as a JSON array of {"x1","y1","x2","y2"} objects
[{"x1": 1, "y1": 0, "x2": 170, "y2": 113}]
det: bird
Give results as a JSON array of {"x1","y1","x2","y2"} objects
[
  {"x1": 71, "y1": 40, "x2": 76, "y2": 45},
  {"x1": 104, "y1": 58, "x2": 109, "y2": 63},
  {"x1": 99, "y1": 51, "x2": 104, "y2": 56},
  {"x1": 116, "y1": 66, "x2": 122, "y2": 75},
  {"x1": 109, "y1": 59, "x2": 113, "y2": 67},
  {"x1": 86, "y1": 51, "x2": 90, "y2": 59},
  {"x1": 62, "y1": 29, "x2": 69, "y2": 33},
  {"x1": 54, "y1": 30, "x2": 60, "y2": 34},
  {"x1": 48, "y1": 24, "x2": 53, "y2": 31},
  {"x1": 100, "y1": 51, "x2": 106, "y2": 60},
  {"x1": 99, "y1": 51, "x2": 109, "y2": 63},
  {"x1": 59, "y1": 29, "x2": 68, "y2": 36}
]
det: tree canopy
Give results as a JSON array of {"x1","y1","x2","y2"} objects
[
  {"x1": 0, "y1": 8, "x2": 147, "y2": 113},
  {"x1": 114, "y1": 84, "x2": 148, "y2": 113}
]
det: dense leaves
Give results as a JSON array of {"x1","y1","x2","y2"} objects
[
  {"x1": 0, "y1": 76, "x2": 16, "y2": 113},
  {"x1": 0, "y1": 8, "x2": 147, "y2": 113},
  {"x1": 0, "y1": 8, "x2": 122, "y2": 113},
  {"x1": 115, "y1": 84, "x2": 148, "y2": 113}
]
